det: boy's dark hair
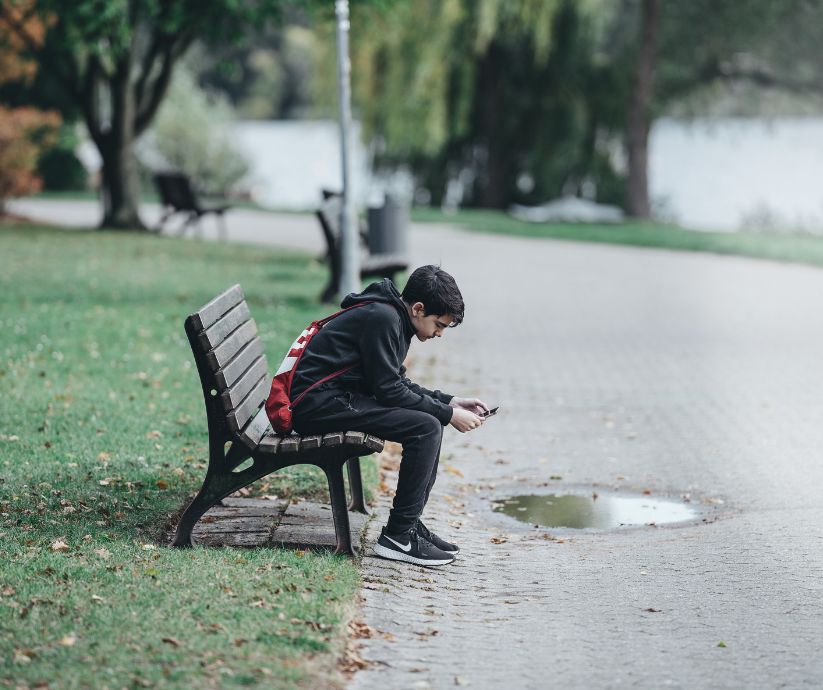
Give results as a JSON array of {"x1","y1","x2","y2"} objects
[{"x1": 401, "y1": 265, "x2": 464, "y2": 326}]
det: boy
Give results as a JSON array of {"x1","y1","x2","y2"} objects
[{"x1": 291, "y1": 265, "x2": 488, "y2": 566}]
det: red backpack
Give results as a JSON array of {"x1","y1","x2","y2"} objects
[{"x1": 265, "y1": 302, "x2": 373, "y2": 435}]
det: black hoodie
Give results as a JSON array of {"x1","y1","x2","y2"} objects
[{"x1": 290, "y1": 279, "x2": 454, "y2": 425}]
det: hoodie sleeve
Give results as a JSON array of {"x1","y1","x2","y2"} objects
[
  {"x1": 398, "y1": 365, "x2": 454, "y2": 404},
  {"x1": 358, "y1": 307, "x2": 454, "y2": 425}
]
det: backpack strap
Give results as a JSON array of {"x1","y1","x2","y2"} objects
[{"x1": 290, "y1": 300, "x2": 377, "y2": 409}]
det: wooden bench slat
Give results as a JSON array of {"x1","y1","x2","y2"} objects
[
  {"x1": 344, "y1": 431, "x2": 366, "y2": 446},
  {"x1": 279, "y1": 436, "x2": 301, "y2": 453},
  {"x1": 321, "y1": 432, "x2": 344, "y2": 446},
  {"x1": 215, "y1": 338, "x2": 264, "y2": 390},
  {"x1": 191, "y1": 284, "x2": 244, "y2": 331},
  {"x1": 364, "y1": 434, "x2": 385, "y2": 452},
  {"x1": 198, "y1": 302, "x2": 251, "y2": 351},
  {"x1": 258, "y1": 434, "x2": 281, "y2": 454},
  {"x1": 226, "y1": 377, "x2": 269, "y2": 432},
  {"x1": 238, "y1": 407, "x2": 272, "y2": 449},
  {"x1": 300, "y1": 435, "x2": 322, "y2": 450},
  {"x1": 361, "y1": 255, "x2": 408, "y2": 273},
  {"x1": 220, "y1": 356, "x2": 267, "y2": 412},
  {"x1": 206, "y1": 319, "x2": 257, "y2": 372}
]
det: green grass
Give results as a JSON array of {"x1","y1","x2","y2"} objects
[
  {"x1": 0, "y1": 224, "x2": 376, "y2": 689},
  {"x1": 412, "y1": 207, "x2": 823, "y2": 268}
]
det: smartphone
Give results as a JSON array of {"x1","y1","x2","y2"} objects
[{"x1": 480, "y1": 406, "x2": 499, "y2": 418}]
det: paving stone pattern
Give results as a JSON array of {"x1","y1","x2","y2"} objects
[{"x1": 348, "y1": 231, "x2": 823, "y2": 689}]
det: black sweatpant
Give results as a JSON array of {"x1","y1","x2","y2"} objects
[{"x1": 293, "y1": 386, "x2": 444, "y2": 534}]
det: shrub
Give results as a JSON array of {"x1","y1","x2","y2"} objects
[
  {"x1": 0, "y1": 106, "x2": 60, "y2": 211},
  {"x1": 142, "y1": 66, "x2": 250, "y2": 197}
]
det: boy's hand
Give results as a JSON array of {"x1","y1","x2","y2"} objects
[
  {"x1": 450, "y1": 407, "x2": 484, "y2": 433},
  {"x1": 450, "y1": 397, "x2": 490, "y2": 416}
]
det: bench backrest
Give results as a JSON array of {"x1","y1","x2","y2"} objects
[
  {"x1": 185, "y1": 285, "x2": 272, "y2": 449},
  {"x1": 155, "y1": 173, "x2": 199, "y2": 212}
]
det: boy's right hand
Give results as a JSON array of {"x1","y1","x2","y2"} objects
[{"x1": 450, "y1": 407, "x2": 484, "y2": 433}]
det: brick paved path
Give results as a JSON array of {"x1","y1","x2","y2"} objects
[
  {"x1": 349, "y1": 229, "x2": 823, "y2": 689},
  {"x1": 17, "y1": 200, "x2": 823, "y2": 688}
]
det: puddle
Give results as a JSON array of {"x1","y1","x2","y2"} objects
[{"x1": 491, "y1": 493, "x2": 696, "y2": 529}]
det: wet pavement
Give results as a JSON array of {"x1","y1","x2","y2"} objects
[{"x1": 16, "y1": 199, "x2": 823, "y2": 689}]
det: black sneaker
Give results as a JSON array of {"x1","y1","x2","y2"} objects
[
  {"x1": 373, "y1": 527, "x2": 455, "y2": 567},
  {"x1": 416, "y1": 520, "x2": 459, "y2": 555}
]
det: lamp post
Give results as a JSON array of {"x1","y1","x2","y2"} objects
[{"x1": 334, "y1": 0, "x2": 360, "y2": 298}]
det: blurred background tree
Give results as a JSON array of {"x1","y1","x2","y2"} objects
[
  {"x1": 0, "y1": 0, "x2": 60, "y2": 213},
  {"x1": 0, "y1": 0, "x2": 291, "y2": 229}
]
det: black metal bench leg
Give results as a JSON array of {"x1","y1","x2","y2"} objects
[
  {"x1": 324, "y1": 462, "x2": 356, "y2": 556},
  {"x1": 346, "y1": 457, "x2": 369, "y2": 514},
  {"x1": 170, "y1": 471, "x2": 224, "y2": 547}
]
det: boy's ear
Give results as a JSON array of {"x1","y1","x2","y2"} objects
[{"x1": 411, "y1": 302, "x2": 426, "y2": 317}]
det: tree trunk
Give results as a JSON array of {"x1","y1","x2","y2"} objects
[
  {"x1": 472, "y1": 42, "x2": 512, "y2": 209},
  {"x1": 100, "y1": 132, "x2": 144, "y2": 230},
  {"x1": 99, "y1": 49, "x2": 145, "y2": 230},
  {"x1": 627, "y1": 0, "x2": 659, "y2": 219}
]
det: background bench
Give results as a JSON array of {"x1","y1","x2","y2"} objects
[
  {"x1": 153, "y1": 172, "x2": 231, "y2": 240},
  {"x1": 316, "y1": 190, "x2": 408, "y2": 303},
  {"x1": 171, "y1": 284, "x2": 384, "y2": 555}
]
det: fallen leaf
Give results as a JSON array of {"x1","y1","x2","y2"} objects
[
  {"x1": 90, "y1": 595, "x2": 105, "y2": 603},
  {"x1": 97, "y1": 452, "x2": 111, "y2": 462},
  {"x1": 162, "y1": 637, "x2": 181, "y2": 647},
  {"x1": 141, "y1": 543, "x2": 157, "y2": 551},
  {"x1": 349, "y1": 621, "x2": 375, "y2": 638},
  {"x1": 13, "y1": 649, "x2": 33, "y2": 664},
  {"x1": 642, "y1": 488, "x2": 652, "y2": 495},
  {"x1": 94, "y1": 548, "x2": 111, "y2": 559},
  {"x1": 172, "y1": 468, "x2": 185, "y2": 477},
  {"x1": 155, "y1": 479, "x2": 169, "y2": 490},
  {"x1": 146, "y1": 430, "x2": 163, "y2": 439},
  {"x1": 717, "y1": 641, "x2": 727, "y2": 648},
  {"x1": 645, "y1": 607, "x2": 662, "y2": 613},
  {"x1": 2, "y1": 586, "x2": 15, "y2": 596},
  {"x1": 444, "y1": 464, "x2": 464, "y2": 478},
  {"x1": 59, "y1": 634, "x2": 77, "y2": 647},
  {"x1": 50, "y1": 539, "x2": 70, "y2": 553},
  {"x1": 549, "y1": 475, "x2": 563, "y2": 480},
  {"x1": 490, "y1": 536, "x2": 507, "y2": 544}
]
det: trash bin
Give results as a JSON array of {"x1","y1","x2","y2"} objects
[{"x1": 367, "y1": 194, "x2": 409, "y2": 255}]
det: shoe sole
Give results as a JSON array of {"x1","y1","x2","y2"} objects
[{"x1": 373, "y1": 543, "x2": 455, "y2": 566}]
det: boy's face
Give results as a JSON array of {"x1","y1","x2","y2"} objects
[{"x1": 408, "y1": 302, "x2": 454, "y2": 342}]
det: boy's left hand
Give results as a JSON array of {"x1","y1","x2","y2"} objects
[{"x1": 450, "y1": 397, "x2": 490, "y2": 416}]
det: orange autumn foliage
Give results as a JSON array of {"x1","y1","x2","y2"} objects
[
  {"x1": 0, "y1": 106, "x2": 60, "y2": 205},
  {"x1": 0, "y1": 1, "x2": 60, "y2": 209},
  {"x1": 0, "y1": 1, "x2": 48, "y2": 85}
]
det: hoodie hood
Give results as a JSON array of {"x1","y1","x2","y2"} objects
[{"x1": 341, "y1": 279, "x2": 415, "y2": 340}]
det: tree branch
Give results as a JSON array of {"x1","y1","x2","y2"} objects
[
  {"x1": 81, "y1": 54, "x2": 105, "y2": 150},
  {"x1": 134, "y1": 30, "x2": 195, "y2": 135}
]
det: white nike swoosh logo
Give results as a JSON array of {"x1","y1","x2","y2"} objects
[{"x1": 385, "y1": 535, "x2": 411, "y2": 552}]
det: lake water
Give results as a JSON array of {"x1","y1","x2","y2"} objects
[{"x1": 650, "y1": 117, "x2": 823, "y2": 232}]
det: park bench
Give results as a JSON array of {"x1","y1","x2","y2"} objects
[
  {"x1": 153, "y1": 172, "x2": 231, "y2": 240},
  {"x1": 171, "y1": 284, "x2": 385, "y2": 555},
  {"x1": 316, "y1": 190, "x2": 408, "y2": 303}
]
